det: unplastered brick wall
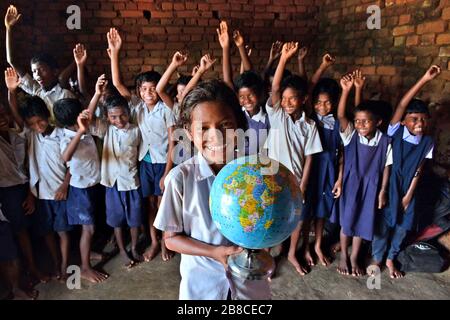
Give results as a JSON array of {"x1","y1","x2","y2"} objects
[
  {"x1": 314, "y1": 0, "x2": 450, "y2": 105},
  {"x1": 0, "y1": 0, "x2": 320, "y2": 89}
]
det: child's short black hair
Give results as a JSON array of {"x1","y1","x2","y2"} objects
[
  {"x1": 18, "y1": 96, "x2": 50, "y2": 120},
  {"x1": 53, "y1": 98, "x2": 83, "y2": 127},
  {"x1": 179, "y1": 79, "x2": 248, "y2": 131},
  {"x1": 234, "y1": 71, "x2": 264, "y2": 97},
  {"x1": 312, "y1": 78, "x2": 340, "y2": 107},
  {"x1": 30, "y1": 53, "x2": 59, "y2": 70},
  {"x1": 135, "y1": 71, "x2": 161, "y2": 88},
  {"x1": 103, "y1": 95, "x2": 130, "y2": 115},
  {"x1": 354, "y1": 100, "x2": 384, "y2": 122},
  {"x1": 405, "y1": 98, "x2": 430, "y2": 116},
  {"x1": 177, "y1": 75, "x2": 192, "y2": 87},
  {"x1": 281, "y1": 75, "x2": 308, "y2": 98}
]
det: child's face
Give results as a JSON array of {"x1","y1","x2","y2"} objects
[
  {"x1": 186, "y1": 101, "x2": 238, "y2": 170},
  {"x1": 281, "y1": 88, "x2": 305, "y2": 116},
  {"x1": 31, "y1": 62, "x2": 57, "y2": 89},
  {"x1": 314, "y1": 93, "x2": 333, "y2": 116},
  {"x1": 176, "y1": 84, "x2": 186, "y2": 103},
  {"x1": 354, "y1": 111, "x2": 381, "y2": 139},
  {"x1": 139, "y1": 81, "x2": 159, "y2": 106},
  {"x1": 25, "y1": 116, "x2": 49, "y2": 134},
  {"x1": 107, "y1": 107, "x2": 130, "y2": 129},
  {"x1": 0, "y1": 108, "x2": 10, "y2": 131},
  {"x1": 402, "y1": 112, "x2": 429, "y2": 136},
  {"x1": 238, "y1": 87, "x2": 260, "y2": 115}
]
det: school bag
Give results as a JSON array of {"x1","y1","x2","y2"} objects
[{"x1": 397, "y1": 241, "x2": 446, "y2": 273}]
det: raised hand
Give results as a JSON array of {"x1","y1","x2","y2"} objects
[
  {"x1": 95, "y1": 74, "x2": 108, "y2": 95},
  {"x1": 322, "y1": 53, "x2": 335, "y2": 68},
  {"x1": 4, "y1": 5, "x2": 21, "y2": 29},
  {"x1": 191, "y1": 64, "x2": 200, "y2": 76},
  {"x1": 216, "y1": 21, "x2": 230, "y2": 49},
  {"x1": 107, "y1": 28, "x2": 122, "y2": 54},
  {"x1": 171, "y1": 51, "x2": 188, "y2": 68},
  {"x1": 232, "y1": 30, "x2": 244, "y2": 47},
  {"x1": 422, "y1": 65, "x2": 441, "y2": 82},
  {"x1": 199, "y1": 54, "x2": 217, "y2": 73},
  {"x1": 353, "y1": 69, "x2": 366, "y2": 89},
  {"x1": 340, "y1": 73, "x2": 354, "y2": 92},
  {"x1": 4, "y1": 67, "x2": 20, "y2": 91},
  {"x1": 280, "y1": 42, "x2": 299, "y2": 61},
  {"x1": 77, "y1": 110, "x2": 91, "y2": 134},
  {"x1": 73, "y1": 43, "x2": 87, "y2": 66},
  {"x1": 269, "y1": 41, "x2": 283, "y2": 62},
  {"x1": 298, "y1": 46, "x2": 308, "y2": 61}
]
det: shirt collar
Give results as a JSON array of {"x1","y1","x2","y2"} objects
[
  {"x1": 402, "y1": 126, "x2": 422, "y2": 144},
  {"x1": 359, "y1": 129, "x2": 382, "y2": 146},
  {"x1": 112, "y1": 123, "x2": 130, "y2": 132},
  {"x1": 243, "y1": 107, "x2": 266, "y2": 122},
  {"x1": 195, "y1": 153, "x2": 216, "y2": 181}
]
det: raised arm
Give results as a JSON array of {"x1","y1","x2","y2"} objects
[
  {"x1": 4, "y1": 67, "x2": 23, "y2": 129},
  {"x1": 353, "y1": 69, "x2": 366, "y2": 107},
  {"x1": 156, "y1": 51, "x2": 188, "y2": 109},
  {"x1": 240, "y1": 45, "x2": 251, "y2": 75},
  {"x1": 62, "y1": 110, "x2": 90, "y2": 163},
  {"x1": 217, "y1": 21, "x2": 233, "y2": 89},
  {"x1": 271, "y1": 41, "x2": 299, "y2": 106},
  {"x1": 4, "y1": 5, "x2": 24, "y2": 76},
  {"x1": 310, "y1": 53, "x2": 335, "y2": 90},
  {"x1": 337, "y1": 73, "x2": 354, "y2": 132},
  {"x1": 391, "y1": 65, "x2": 441, "y2": 125},
  {"x1": 86, "y1": 74, "x2": 107, "y2": 116},
  {"x1": 263, "y1": 41, "x2": 282, "y2": 79},
  {"x1": 58, "y1": 61, "x2": 76, "y2": 90},
  {"x1": 233, "y1": 30, "x2": 252, "y2": 73},
  {"x1": 107, "y1": 28, "x2": 131, "y2": 100},
  {"x1": 181, "y1": 54, "x2": 216, "y2": 102},
  {"x1": 297, "y1": 46, "x2": 308, "y2": 81},
  {"x1": 73, "y1": 43, "x2": 90, "y2": 99}
]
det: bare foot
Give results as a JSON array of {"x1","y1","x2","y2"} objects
[
  {"x1": 161, "y1": 244, "x2": 174, "y2": 262},
  {"x1": 28, "y1": 267, "x2": 50, "y2": 284},
  {"x1": 81, "y1": 267, "x2": 109, "y2": 283},
  {"x1": 143, "y1": 243, "x2": 160, "y2": 262},
  {"x1": 12, "y1": 287, "x2": 39, "y2": 300},
  {"x1": 304, "y1": 248, "x2": 315, "y2": 266},
  {"x1": 120, "y1": 252, "x2": 137, "y2": 270},
  {"x1": 287, "y1": 253, "x2": 308, "y2": 276},
  {"x1": 367, "y1": 260, "x2": 381, "y2": 276},
  {"x1": 131, "y1": 248, "x2": 144, "y2": 263},
  {"x1": 337, "y1": 254, "x2": 349, "y2": 275},
  {"x1": 350, "y1": 256, "x2": 364, "y2": 277},
  {"x1": 331, "y1": 242, "x2": 341, "y2": 254},
  {"x1": 314, "y1": 244, "x2": 330, "y2": 266},
  {"x1": 386, "y1": 259, "x2": 404, "y2": 279}
]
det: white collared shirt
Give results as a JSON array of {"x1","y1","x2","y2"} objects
[
  {"x1": 264, "y1": 100, "x2": 323, "y2": 184},
  {"x1": 0, "y1": 129, "x2": 28, "y2": 187},
  {"x1": 60, "y1": 129, "x2": 101, "y2": 188},
  {"x1": 26, "y1": 127, "x2": 67, "y2": 199},
  {"x1": 243, "y1": 107, "x2": 267, "y2": 123},
  {"x1": 388, "y1": 122, "x2": 433, "y2": 159},
  {"x1": 340, "y1": 122, "x2": 393, "y2": 166},
  {"x1": 316, "y1": 113, "x2": 336, "y2": 130},
  {"x1": 19, "y1": 74, "x2": 76, "y2": 123},
  {"x1": 129, "y1": 96, "x2": 176, "y2": 163},
  {"x1": 91, "y1": 119, "x2": 141, "y2": 191},
  {"x1": 154, "y1": 154, "x2": 270, "y2": 300}
]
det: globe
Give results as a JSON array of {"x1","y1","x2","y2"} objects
[{"x1": 209, "y1": 155, "x2": 302, "y2": 250}]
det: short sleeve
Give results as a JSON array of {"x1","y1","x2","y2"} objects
[
  {"x1": 19, "y1": 73, "x2": 40, "y2": 95},
  {"x1": 162, "y1": 102, "x2": 176, "y2": 128},
  {"x1": 265, "y1": 98, "x2": 282, "y2": 118},
  {"x1": 339, "y1": 122, "x2": 355, "y2": 146},
  {"x1": 153, "y1": 168, "x2": 184, "y2": 233},
  {"x1": 425, "y1": 145, "x2": 434, "y2": 159},
  {"x1": 385, "y1": 143, "x2": 393, "y2": 166},
  {"x1": 304, "y1": 122, "x2": 323, "y2": 156},
  {"x1": 387, "y1": 122, "x2": 401, "y2": 137}
]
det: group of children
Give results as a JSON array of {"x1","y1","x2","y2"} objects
[{"x1": 0, "y1": 5, "x2": 442, "y2": 300}]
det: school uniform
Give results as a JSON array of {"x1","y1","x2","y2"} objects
[
  {"x1": 129, "y1": 96, "x2": 176, "y2": 197},
  {"x1": 154, "y1": 154, "x2": 271, "y2": 300},
  {"x1": 0, "y1": 130, "x2": 29, "y2": 233},
  {"x1": 243, "y1": 107, "x2": 270, "y2": 155},
  {"x1": 26, "y1": 127, "x2": 72, "y2": 234},
  {"x1": 303, "y1": 113, "x2": 341, "y2": 220},
  {"x1": 330, "y1": 123, "x2": 392, "y2": 241},
  {"x1": 19, "y1": 74, "x2": 75, "y2": 123},
  {"x1": 91, "y1": 119, "x2": 142, "y2": 228},
  {"x1": 60, "y1": 129, "x2": 101, "y2": 225},
  {"x1": 372, "y1": 123, "x2": 434, "y2": 261}
]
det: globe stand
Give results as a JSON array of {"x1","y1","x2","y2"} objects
[{"x1": 228, "y1": 248, "x2": 275, "y2": 280}]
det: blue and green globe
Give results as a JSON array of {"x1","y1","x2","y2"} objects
[{"x1": 209, "y1": 155, "x2": 302, "y2": 249}]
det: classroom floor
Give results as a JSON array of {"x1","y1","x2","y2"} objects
[{"x1": 28, "y1": 240, "x2": 450, "y2": 300}]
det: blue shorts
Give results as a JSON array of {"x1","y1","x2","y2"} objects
[
  {"x1": 105, "y1": 185, "x2": 142, "y2": 228},
  {"x1": 67, "y1": 185, "x2": 97, "y2": 226},
  {"x1": 38, "y1": 199, "x2": 73, "y2": 233},
  {"x1": 0, "y1": 184, "x2": 30, "y2": 233},
  {"x1": 0, "y1": 221, "x2": 18, "y2": 262},
  {"x1": 139, "y1": 162, "x2": 166, "y2": 197}
]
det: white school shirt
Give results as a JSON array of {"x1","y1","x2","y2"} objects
[
  {"x1": 59, "y1": 129, "x2": 101, "y2": 188},
  {"x1": 264, "y1": 100, "x2": 323, "y2": 184},
  {"x1": 19, "y1": 74, "x2": 75, "y2": 122},
  {"x1": 154, "y1": 154, "x2": 271, "y2": 300},
  {"x1": 340, "y1": 122, "x2": 393, "y2": 166},
  {"x1": 0, "y1": 129, "x2": 28, "y2": 187},
  {"x1": 129, "y1": 96, "x2": 176, "y2": 163},
  {"x1": 25, "y1": 127, "x2": 67, "y2": 200},
  {"x1": 316, "y1": 113, "x2": 336, "y2": 130},
  {"x1": 388, "y1": 122, "x2": 433, "y2": 159},
  {"x1": 90, "y1": 119, "x2": 141, "y2": 191}
]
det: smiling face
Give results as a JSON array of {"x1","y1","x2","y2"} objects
[
  {"x1": 238, "y1": 87, "x2": 260, "y2": 116},
  {"x1": 25, "y1": 115, "x2": 50, "y2": 134},
  {"x1": 186, "y1": 101, "x2": 238, "y2": 172},
  {"x1": 107, "y1": 107, "x2": 130, "y2": 129},
  {"x1": 138, "y1": 81, "x2": 159, "y2": 107},
  {"x1": 354, "y1": 111, "x2": 381, "y2": 139},
  {"x1": 402, "y1": 112, "x2": 429, "y2": 136},
  {"x1": 31, "y1": 62, "x2": 57, "y2": 90},
  {"x1": 314, "y1": 93, "x2": 333, "y2": 116},
  {"x1": 281, "y1": 87, "x2": 305, "y2": 118}
]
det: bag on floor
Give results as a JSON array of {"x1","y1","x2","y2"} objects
[{"x1": 397, "y1": 241, "x2": 446, "y2": 273}]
